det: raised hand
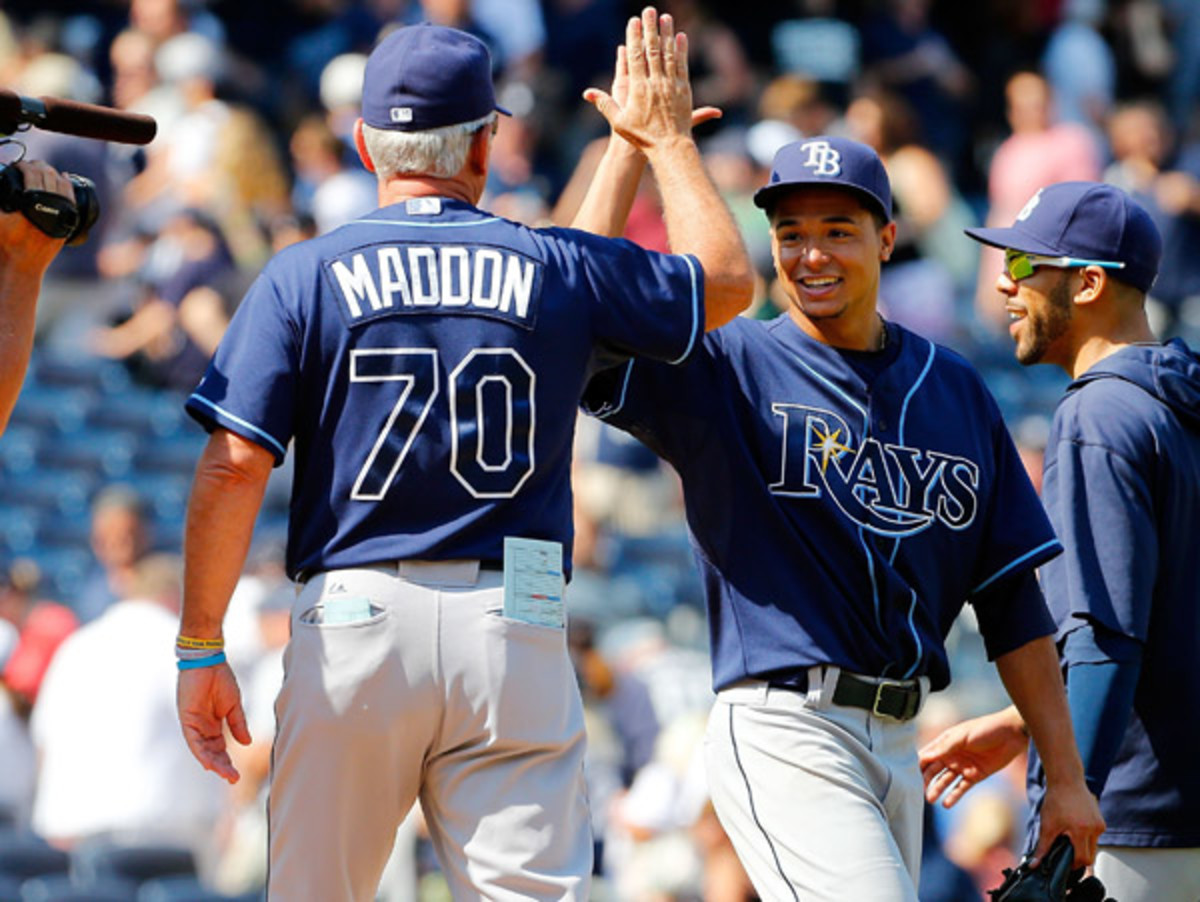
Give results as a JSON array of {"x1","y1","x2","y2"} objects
[
  {"x1": 606, "y1": 34, "x2": 721, "y2": 137},
  {"x1": 583, "y1": 8, "x2": 700, "y2": 153}
]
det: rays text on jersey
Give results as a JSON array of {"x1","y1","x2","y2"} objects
[
  {"x1": 327, "y1": 243, "x2": 542, "y2": 328},
  {"x1": 770, "y1": 403, "x2": 979, "y2": 536}
]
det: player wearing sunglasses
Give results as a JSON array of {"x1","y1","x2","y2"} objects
[{"x1": 923, "y1": 182, "x2": 1200, "y2": 902}]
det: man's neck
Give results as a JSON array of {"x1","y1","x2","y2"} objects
[
  {"x1": 1069, "y1": 319, "x2": 1158, "y2": 379},
  {"x1": 788, "y1": 307, "x2": 886, "y2": 352},
  {"x1": 378, "y1": 176, "x2": 479, "y2": 208}
]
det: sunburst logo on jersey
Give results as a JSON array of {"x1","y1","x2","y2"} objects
[
  {"x1": 771, "y1": 402, "x2": 981, "y2": 537},
  {"x1": 810, "y1": 420, "x2": 853, "y2": 474}
]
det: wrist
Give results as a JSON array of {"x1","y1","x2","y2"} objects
[
  {"x1": 607, "y1": 133, "x2": 645, "y2": 162},
  {"x1": 643, "y1": 134, "x2": 698, "y2": 167},
  {"x1": 1041, "y1": 754, "x2": 1087, "y2": 786}
]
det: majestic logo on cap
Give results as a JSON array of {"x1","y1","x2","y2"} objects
[
  {"x1": 390, "y1": 107, "x2": 414, "y2": 124},
  {"x1": 1017, "y1": 189, "x2": 1043, "y2": 222},
  {"x1": 800, "y1": 140, "x2": 842, "y2": 177}
]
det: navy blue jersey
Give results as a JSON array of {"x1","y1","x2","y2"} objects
[
  {"x1": 583, "y1": 315, "x2": 1059, "y2": 691},
  {"x1": 1035, "y1": 339, "x2": 1200, "y2": 847},
  {"x1": 186, "y1": 197, "x2": 703, "y2": 579}
]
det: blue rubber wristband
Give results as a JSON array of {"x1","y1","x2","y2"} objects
[{"x1": 177, "y1": 651, "x2": 227, "y2": 671}]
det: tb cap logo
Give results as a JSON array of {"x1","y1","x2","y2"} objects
[
  {"x1": 1017, "y1": 189, "x2": 1043, "y2": 221},
  {"x1": 800, "y1": 140, "x2": 842, "y2": 177}
]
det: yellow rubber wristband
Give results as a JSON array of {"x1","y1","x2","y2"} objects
[{"x1": 176, "y1": 635, "x2": 225, "y2": 650}]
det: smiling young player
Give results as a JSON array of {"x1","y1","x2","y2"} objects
[{"x1": 578, "y1": 136, "x2": 1104, "y2": 899}]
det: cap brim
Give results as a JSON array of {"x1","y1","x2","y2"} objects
[
  {"x1": 963, "y1": 224, "x2": 1062, "y2": 255},
  {"x1": 754, "y1": 180, "x2": 890, "y2": 222},
  {"x1": 496, "y1": 104, "x2": 512, "y2": 117}
]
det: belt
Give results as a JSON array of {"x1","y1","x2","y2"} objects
[
  {"x1": 769, "y1": 669, "x2": 922, "y2": 722},
  {"x1": 300, "y1": 559, "x2": 503, "y2": 586}
]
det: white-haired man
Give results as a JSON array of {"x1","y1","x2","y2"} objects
[{"x1": 175, "y1": 10, "x2": 752, "y2": 901}]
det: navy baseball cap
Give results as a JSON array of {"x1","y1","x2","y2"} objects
[
  {"x1": 753, "y1": 136, "x2": 893, "y2": 222},
  {"x1": 965, "y1": 182, "x2": 1162, "y2": 293},
  {"x1": 361, "y1": 24, "x2": 510, "y2": 131}
]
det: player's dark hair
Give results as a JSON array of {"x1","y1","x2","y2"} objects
[{"x1": 765, "y1": 190, "x2": 890, "y2": 231}]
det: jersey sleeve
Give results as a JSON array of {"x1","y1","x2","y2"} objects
[
  {"x1": 1039, "y1": 434, "x2": 1158, "y2": 641},
  {"x1": 184, "y1": 270, "x2": 299, "y2": 465},
  {"x1": 968, "y1": 402, "x2": 1063, "y2": 608},
  {"x1": 971, "y1": 568, "x2": 1056, "y2": 659},
  {"x1": 581, "y1": 333, "x2": 721, "y2": 467},
  {"x1": 550, "y1": 228, "x2": 704, "y2": 365}
]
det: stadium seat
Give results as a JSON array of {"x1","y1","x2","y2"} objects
[
  {"x1": 6, "y1": 386, "x2": 91, "y2": 436},
  {"x1": 27, "y1": 547, "x2": 92, "y2": 601},
  {"x1": 84, "y1": 390, "x2": 189, "y2": 439},
  {"x1": 131, "y1": 433, "x2": 206, "y2": 477},
  {"x1": 71, "y1": 843, "x2": 196, "y2": 889},
  {"x1": 34, "y1": 513, "x2": 92, "y2": 551},
  {"x1": 136, "y1": 875, "x2": 263, "y2": 902},
  {"x1": 38, "y1": 431, "x2": 137, "y2": 480},
  {"x1": 0, "y1": 873, "x2": 19, "y2": 902},
  {"x1": 0, "y1": 427, "x2": 41, "y2": 474},
  {"x1": 19, "y1": 872, "x2": 136, "y2": 902},
  {"x1": 0, "y1": 471, "x2": 97, "y2": 519},
  {"x1": 130, "y1": 474, "x2": 192, "y2": 536},
  {"x1": 0, "y1": 835, "x2": 69, "y2": 883},
  {"x1": 32, "y1": 354, "x2": 131, "y2": 396},
  {"x1": 0, "y1": 505, "x2": 43, "y2": 555},
  {"x1": 0, "y1": 874, "x2": 20, "y2": 902}
]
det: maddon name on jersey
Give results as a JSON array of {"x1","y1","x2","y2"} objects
[{"x1": 326, "y1": 243, "x2": 542, "y2": 327}]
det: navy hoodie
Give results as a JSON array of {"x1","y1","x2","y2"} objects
[{"x1": 1038, "y1": 337, "x2": 1200, "y2": 847}]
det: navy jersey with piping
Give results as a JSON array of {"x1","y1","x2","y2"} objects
[
  {"x1": 185, "y1": 197, "x2": 703, "y2": 580},
  {"x1": 583, "y1": 315, "x2": 1059, "y2": 692},
  {"x1": 1033, "y1": 339, "x2": 1200, "y2": 847}
]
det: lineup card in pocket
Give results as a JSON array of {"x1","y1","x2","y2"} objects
[{"x1": 503, "y1": 537, "x2": 565, "y2": 628}]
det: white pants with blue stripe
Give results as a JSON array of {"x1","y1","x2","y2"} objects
[
  {"x1": 266, "y1": 560, "x2": 591, "y2": 902},
  {"x1": 1095, "y1": 846, "x2": 1200, "y2": 902},
  {"x1": 704, "y1": 669, "x2": 927, "y2": 902}
]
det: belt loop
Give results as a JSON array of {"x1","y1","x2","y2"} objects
[{"x1": 809, "y1": 665, "x2": 836, "y2": 709}]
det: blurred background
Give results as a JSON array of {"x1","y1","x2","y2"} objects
[{"x1": 0, "y1": 0, "x2": 1197, "y2": 899}]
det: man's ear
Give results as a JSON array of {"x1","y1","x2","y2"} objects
[
  {"x1": 467, "y1": 124, "x2": 491, "y2": 176},
  {"x1": 1074, "y1": 265, "x2": 1109, "y2": 306},
  {"x1": 353, "y1": 119, "x2": 376, "y2": 174},
  {"x1": 879, "y1": 221, "x2": 897, "y2": 262}
]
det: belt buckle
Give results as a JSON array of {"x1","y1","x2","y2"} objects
[{"x1": 872, "y1": 679, "x2": 917, "y2": 722}]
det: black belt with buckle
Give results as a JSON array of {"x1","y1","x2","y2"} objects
[{"x1": 768, "y1": 669, "x2": 922, "y2": 722}]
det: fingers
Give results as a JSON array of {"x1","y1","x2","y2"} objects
[
  {"x1": 641, "y1": 7, "x2": 662, "y2": 77},
  {"x1": 625, "y1": 13, "x2": 646, "y2": 79},
  {"x1": 923, "y1": 765, "x2": 954, "y2": 802},
  {"x1": 940, "y1": 775, "x2": 973, "y2": 809},
  {"x1": 675, "y1": 31, "x2": 690, "y2": 81},
  {"x1": 583, "y1": 88, "x2": 618, "y2": 124},
  {"x1": 691, "y1": 106, "x2": 723, "y2": 127},
  {"x1": 182, "y1": 722, "x2": 241, "y2": 784},
  {"x1": 226, "y1": 700, "x2": 252, "y2": 747},
  {"x1": 659, "y1": 12, "x2": 675, "y2": 77},
  {"x1": 1071, "y1": 832, "x2": 1095, "y2": 870},
  {"x1": 1029, "y1": 830, "x2": 1055, "y2": 868},
  {"x1": 16, "y1": 160, "x2": 74, "y2": 202},
  {"x1": 922, "y1": 764, "x2": 970, "y2": 808}
]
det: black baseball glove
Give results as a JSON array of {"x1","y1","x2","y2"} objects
[{"x1": 988, "y1": 835, "x2": 1114, "y2": 902}]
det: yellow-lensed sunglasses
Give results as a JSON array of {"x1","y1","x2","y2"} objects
[{"x1": 1004, "y1": 248, "x2": 1127, "y2": 282}]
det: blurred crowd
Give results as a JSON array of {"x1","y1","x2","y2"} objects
[{"x1": 1, "y1": 0, "x2": 1199, "y2": 899}]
